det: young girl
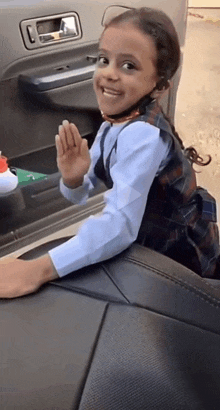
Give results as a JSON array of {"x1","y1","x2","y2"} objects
[{"x1": 1, "y1": 7, "x2": 219, "y2": 298}]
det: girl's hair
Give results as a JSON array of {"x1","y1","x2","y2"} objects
[{"x1": 103, "y1": 7, "x2": 211, "y2": 166}]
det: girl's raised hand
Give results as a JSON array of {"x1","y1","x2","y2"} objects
[{"x1": 55, "y1": 120, "x2": 91, "y2": 188}]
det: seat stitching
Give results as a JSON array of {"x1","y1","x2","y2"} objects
[
  {"x1": 101, "y1": 263, "x2": 131, "y2": 304},
  {"x1": 123, "y1": 255, "x2": 220, "y2": 308}
]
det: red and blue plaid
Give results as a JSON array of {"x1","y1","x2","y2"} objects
[{"x1": 135, "y1": 102, "x2": 220, "y2": 277}]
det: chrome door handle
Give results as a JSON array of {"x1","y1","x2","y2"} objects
[
  {"x1": 20, "y1": 13, "x2": 82, "y2": 49},
  {"x1": 39, "y1": 16, "x2": 79, "y2": 43}
]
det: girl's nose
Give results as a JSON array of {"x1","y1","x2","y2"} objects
[{"x1": 104, "y1": 63, "x2": 119, "y2": 81}]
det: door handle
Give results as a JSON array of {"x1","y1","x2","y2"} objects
[
  {"x1": 38, "y1": 17, "x2": 79, "y2": 43},
  {"x1": 20, "y1": 13, "x2": 82, "y2": 49}
]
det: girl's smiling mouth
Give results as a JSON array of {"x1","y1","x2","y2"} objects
[{"x1": 102, "y1": 86, "x2": 122, "y2": 97}]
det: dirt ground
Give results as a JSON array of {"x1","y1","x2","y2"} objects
[{"x1": 175, "y1": 8, "x2": 220, "y2": 227}]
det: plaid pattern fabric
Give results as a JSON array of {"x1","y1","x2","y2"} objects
[
  {"x1": 136, "y1": 151, "x2": 219, "y2": 278},
  {"x1": 135, "y1": 102, "x2": 220, "y2": 277},
  {"x1": 95, "y1": 101, "x2": 220, "y2": 278}
]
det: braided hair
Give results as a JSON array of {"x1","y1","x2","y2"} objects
[{"x1": 104, "y1": 7, "x2": 211, "y2": 166}]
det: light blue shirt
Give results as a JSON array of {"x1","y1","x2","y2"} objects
[{"x1": 49, "y1": 120, "x2": 172, "y2": 277}]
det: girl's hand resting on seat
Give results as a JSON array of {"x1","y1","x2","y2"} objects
[
  {"x1": 0, "y1": 255, "x2": 58, "y2": 298},
  {"x1": 55, "y1": 120, "x2": 91, "y2": 188}
]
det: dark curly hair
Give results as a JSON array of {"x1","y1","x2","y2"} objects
[{"x1": 103, "y1": 7, "x2": 211, "y2": 166}]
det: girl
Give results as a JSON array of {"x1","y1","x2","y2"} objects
[{"x1": 1, "y1": 7, "x2": 219, "y2": 298}]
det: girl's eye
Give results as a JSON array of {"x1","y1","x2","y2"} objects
[
  {"x1": 122, "y1": 62, "x2": 136, "y2": 71},
  {"x1": 97, "y1": 56, "x2": 108, "y2": 66}
]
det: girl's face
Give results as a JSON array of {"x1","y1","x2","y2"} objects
[{"x1": 93, "y1": 22, "x2": 159, "y2": 116}]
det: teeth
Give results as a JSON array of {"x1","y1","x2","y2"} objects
[{"x1": 103, "y1": 88, "x2": 120, "y2": 96}]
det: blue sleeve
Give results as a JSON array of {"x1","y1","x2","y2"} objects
[{"x1": 49, "y1": 121, "x2": 171, "y2": 277}]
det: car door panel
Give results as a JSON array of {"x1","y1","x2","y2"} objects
[
  {"x1": 0, "y1": 0, "x2": 187, "y2": 252},
  {"x1": 0, "y1": 0, "x2": 187, "y2": 160}
]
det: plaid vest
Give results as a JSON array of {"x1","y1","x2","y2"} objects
[{"x1": 94, "y1": 102, "x2": 220, "y2": 278}]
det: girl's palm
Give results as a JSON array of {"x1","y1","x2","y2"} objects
[{"x1": 55, "y1": 120, "x2": 91, "y2": 187}]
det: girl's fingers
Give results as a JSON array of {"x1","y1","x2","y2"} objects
[
  {"x1": 70, "y1": 123, "x2": 82, "y2": 147},
  {"x1": 62, "y1": 120, "x2": 75, "y2": 148},
  {"x1": 55, "y1": 134, "x2": 64, "y2": 157},
  {"x1": 58, "y1": 124, "x2": 68, "y2": 152},
  {"x1": 80, "y1": 138, "x2": 89, "y2": 158},
  {"x1": 58, "y1": 120, "x2": 82, "y2": 153}
]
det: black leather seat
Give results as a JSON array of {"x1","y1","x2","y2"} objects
[{"x1": 1, "y1": 239, "x2": 220, "y2": 410}]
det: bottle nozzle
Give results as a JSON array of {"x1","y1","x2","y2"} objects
[{"x1": 0, "y1": 155, "x2": 8, "y2": 173}]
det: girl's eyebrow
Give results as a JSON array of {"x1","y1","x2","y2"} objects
[{"x1": 98, "y1": 48, "x2": 140, "y2": 64}]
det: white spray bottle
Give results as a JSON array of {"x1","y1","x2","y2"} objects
[{"x1": 0, "y1": 152, "x2": 18, "y2": 195}]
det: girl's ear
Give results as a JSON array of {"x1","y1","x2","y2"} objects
[
  {"x1": 157, "y1": 77, "x2": 170, "y2": 90},
  {"x1": 151, "y1": 79, "x2": 170, "y2": 100}
]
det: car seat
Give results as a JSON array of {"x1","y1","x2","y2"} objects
[{"x1": 1, "y1": 238, "x2": 220, "y2": 410}]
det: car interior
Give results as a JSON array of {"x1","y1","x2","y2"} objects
[
  {"x1": 1, "y1": 1, "x2": 220, "y2": 409},
  {"x1": 0, "y1": 0, "x2": 186, "y2": 256}
]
